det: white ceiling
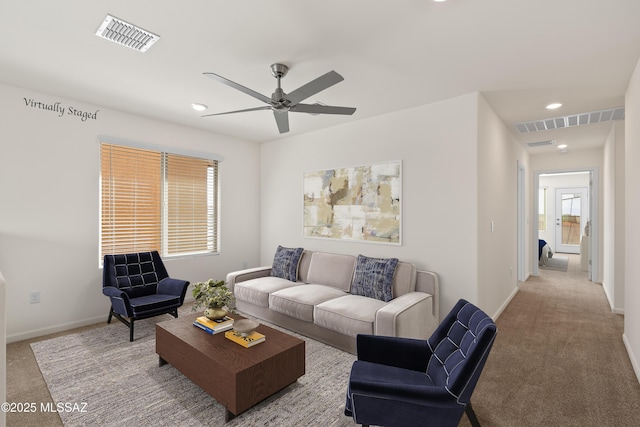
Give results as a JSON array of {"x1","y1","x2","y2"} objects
[{"x1": 2, "y1": 0, "x2": 639, "y2": 152}]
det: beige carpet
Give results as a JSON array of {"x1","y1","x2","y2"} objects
[{"x1": 466, "y1": 255, "x2": 640, "y2": 426}]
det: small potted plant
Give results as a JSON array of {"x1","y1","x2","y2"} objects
[{"x1": 192, "y1": 279, "x2": 234, "y2": 320}]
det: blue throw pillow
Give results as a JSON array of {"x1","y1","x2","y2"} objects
[
  {"x1": 271, "y1": 245, "x2": 304, "y2": 282},
  {"x1": 351, "y1": 255, "x2": 399, "y2": 302}
]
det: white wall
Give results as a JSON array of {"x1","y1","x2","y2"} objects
[
  {"x1": 603, "y1": 121, "x2": 625, "y2": 313},
  {"x1": 0, "y1": 270, "x2": 6, "y2": 427},
  {"x1": 624, "y1": 57, "x2": 640, "y2": 382},
  {"x1": 477, "y1": 95, "x2": 529, "y2": 316},
  {"x1": 0, "y1": 83, "x2": 262, "y2": 342},
  {"x1": 260, "y1": 92, "x2": 525, "y2": 319}
]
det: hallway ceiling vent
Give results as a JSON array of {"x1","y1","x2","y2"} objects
[
  {"x1": 514, "y1": 107, "x2": 625, "y2": 134},
  {"x1": 527, "y1": 140, "x2": 556, "y2": 148},
  {"x1": 95, "y1": 15, "x2": 160, "y2": 53}
]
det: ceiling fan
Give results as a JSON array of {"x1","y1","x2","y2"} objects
[{"x1": 202, "y1": 63, "x2": 356, "y2": 134}]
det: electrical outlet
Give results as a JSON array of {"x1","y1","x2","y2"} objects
[{"x1": 29, "y1": 291, "x2": 41, "y2": 304}]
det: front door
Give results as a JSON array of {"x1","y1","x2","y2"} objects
[{"x1": 555, "y1": 187, "x2": 588, "y2": 254}]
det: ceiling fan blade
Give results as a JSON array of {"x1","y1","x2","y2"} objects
[
  {"x1": 201, "y1": 106, "x2": 271, "y2": 117},
  {"x1": 285, "y1": 71, "x2": 344, "y2": 105},
  {"x1": 203, "y1": 72, "x2": 272, "y2": 104},
  {"x1": 290, "y1": 103, "x2": 356, "y2": 115},
  {"x1": 273, "y1": 110, "x2": 290, "y2": 133}
]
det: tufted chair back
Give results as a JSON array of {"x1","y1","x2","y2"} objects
[
  {"x1": 103, "y1": 251, "x2": 169, "y2": 297},
  {"x1": 426, "y1": 299, "x2": 497, "y2": 404}
]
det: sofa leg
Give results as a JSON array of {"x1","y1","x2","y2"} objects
[
  {"x1": 466, "y1": 402, "x2": 481, "y2": 427},
  {"x1": 129, "y1": 319, "x2": 134, "y2": 342}
]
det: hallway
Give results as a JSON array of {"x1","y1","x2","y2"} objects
[{"x1": 461, "y1": 253, "x2": 640, "y2": 426}]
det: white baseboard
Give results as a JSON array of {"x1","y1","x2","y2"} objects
[
  {"x1": 6, "y1": 314, "x2": 106, "y2": 344},
  {"x1": 492, "y1": 286, "x2": 519, "y2": 321},
  {"x1": 623, "y1": 333, "x2": 640, "y2": 385},
  {"x1": 601, "y1": 281, "x2": 625, "y2": 315}
]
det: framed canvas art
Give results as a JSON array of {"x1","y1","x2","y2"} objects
[{"x1": 303, "y1": 161, "x2": 401, "y2": 244}]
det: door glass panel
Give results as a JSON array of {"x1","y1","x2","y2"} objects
[{"x1": 561, "y1": 193, "x2": 581, "y2": 245}]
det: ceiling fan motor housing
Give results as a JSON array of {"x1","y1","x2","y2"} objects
[{"x1": 270, "y1": 63, "x2": 289, "y2": 78}]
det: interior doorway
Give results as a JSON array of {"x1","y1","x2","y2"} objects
[{"x1": 533, "y1": 168, "x2": 598, "y2": 281}]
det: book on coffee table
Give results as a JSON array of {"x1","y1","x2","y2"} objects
[
  {"x1": 224, "y1": 330, "x2": 266, "y2": 347},
  {"x1": 195, "y1": 315, "x2": 234, "y2": 329},
  {"x1": 193, "y1": 316, "x2": 234, "y2": 335},
  {"x1": 193, "y1": 321, "x2": 233, "y2": 335}
]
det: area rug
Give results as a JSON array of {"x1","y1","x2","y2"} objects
[
  {"x1": 31, "y1": 314, "x2": 357, "y2": 427},
  {"x1": 539, "y1": 256, "x2": 569, "y2": 272}
]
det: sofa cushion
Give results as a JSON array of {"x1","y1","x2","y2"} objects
[
  {"x1": 392, "y1": 261, "x2": 417, "y2": 297},
  {"x1": 350, "y1": 255, "x2": 398, "y2": 302},
  {"x1": 269, "y1": 285, "x2": 347, "y2": 322},
  {"x1": 306, "y1": 252, "x2": 355, "y2": 291},
  {"x1": 314, "y1": 295, "x2": 387, "y2": 336},
  {"x1": 270, "y1": 245, "x2": 304, "y2": 281},
  {"x1": 234, "y1": 277, "x2": 301, "y2": 307}
]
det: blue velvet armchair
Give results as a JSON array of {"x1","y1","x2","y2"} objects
[
  {"x1": 102, "y1": 251, "x2": 189, "y2": 341},
  {"x1": 345, "y1": 299, "x2": 497, "y2": 427}
]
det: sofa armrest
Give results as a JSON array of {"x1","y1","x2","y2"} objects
[
  {"x1": 416, "y1": 270, "x2": 439, "y2": 320},
  {"x1": 225, "y1": 266, "x2": 272, "y2": 292},
  {"x1": 374, "y1": 292, "x2": 436, "y2": 340}
]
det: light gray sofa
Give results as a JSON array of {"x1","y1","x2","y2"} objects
[{"x1": 225, "y1": 250, "x2": 439, "y2": 354}]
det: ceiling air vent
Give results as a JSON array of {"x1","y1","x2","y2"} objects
[
  {"x1": 95, "y1": 15, "x2": 160, "y2": 53},
  {"x1": 514, "y1": 107, "x2": 625, "y2": 134},
  {"x1": 527, "y1": 140, "x2": 556, "y2": 148}
]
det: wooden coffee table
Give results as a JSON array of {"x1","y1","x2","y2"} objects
[{"x1": 156, "y1": 312, "x2": 305, "y2": 422}]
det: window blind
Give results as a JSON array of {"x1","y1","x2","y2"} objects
[
  {"x1": 100, "y1": 143, "x2": 218, "y2": 262},
  {"x1": 165, "y1": 153, "x2": 218, "y2": 255}
]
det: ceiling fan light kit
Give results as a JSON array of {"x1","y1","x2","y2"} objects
[{"x1": 202, "y1": 63, "x2": 356, "y2": 133}]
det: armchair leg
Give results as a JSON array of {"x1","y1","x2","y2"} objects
[
  {"x1": 466, "y1": 402, "x2": 481, "y2": 427},
  {"x1": 109, "y1": 309, "x2": 135, "y2": 342},
  {"x1": 107, "y1": 308, "x2": 113, "y2": 323}
]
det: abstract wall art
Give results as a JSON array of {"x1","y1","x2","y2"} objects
[{"x1": 303, "y1": 161, "x2": 401, "y2": 244}]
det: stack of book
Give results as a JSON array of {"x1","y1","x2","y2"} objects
[
  {"x1": 224, "y1": 330, "x2": 266, "y2": 347},
  {"x1": 193, "y1": 315, "x2": 234, "y2": 335}
]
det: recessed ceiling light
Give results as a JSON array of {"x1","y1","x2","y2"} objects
[
  {"x1": 191, "y1": 103, "x2": 208, "y2": 111},
  {"x1": 433, "y1": 0, "x2": 448, "y2": 2},
  {"x1": 546, "y1": 103, "x2": 562, "y2": 110},
  {"x1": 557, "y1": 144, "x2": 568, "y2": 149}
]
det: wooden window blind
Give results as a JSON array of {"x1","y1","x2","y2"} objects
[
  {"x1": 100, "y1": 143, "x2": 218, "y2": 262},
  {"x1": 165, "y1": 153, "x2": 217, "y2": 255}
]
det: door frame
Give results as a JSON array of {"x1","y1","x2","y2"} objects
[
  {"x1": 517, "y1": 161, "x2": 526, "y2": 283},
  {"x1": 533, "y1": 167, "x2": 599, "y2": 281}
]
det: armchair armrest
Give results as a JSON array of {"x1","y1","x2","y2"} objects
[
  {"x1": 350, "y1": 376, "x2": 459, "y2": 408},
  {"x1": 102, "y1": 286, "x2": 127, "y2": 299},
  {"x1": 357, "y1": 334, "x2": 430, "y2": 371},
  {"x1": 102, "y1": 286, "x2": 132, "y2": 317},
  {"x1": 375, "y1": 292, "x2": 436, "y2": 339},
  {"x1": 225, "y1": 266, "x2": 272, "y2": 292},
  {"x1": 158, "y1": 277, "x2": 190, "y2": 302}
]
